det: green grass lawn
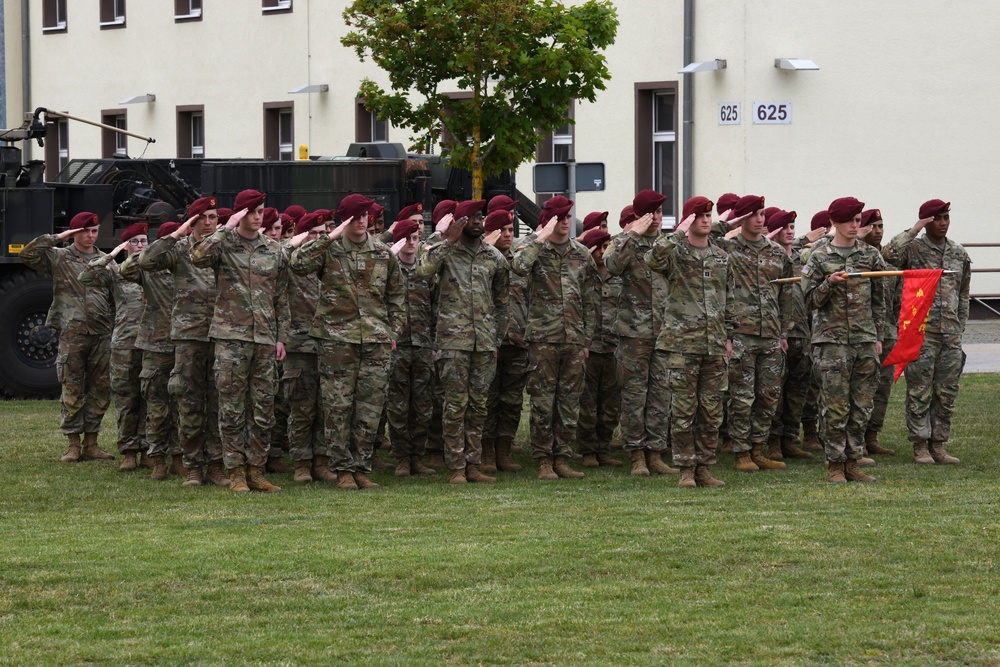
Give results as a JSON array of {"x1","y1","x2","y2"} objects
[{"x1": 2, "y1": 376, "x2": 999, "y2": 666}]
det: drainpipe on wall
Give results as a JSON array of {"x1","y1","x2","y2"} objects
[
  {"x1": 681, "y1": 0, "x2": 694, "y2": 204},
  {"x1": 21, "y1": 0, "x2": 31, "y2": 161}
]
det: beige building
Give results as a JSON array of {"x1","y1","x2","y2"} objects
[{"x1": 3, "y1": 0, "x2": 998, "y2": 295}]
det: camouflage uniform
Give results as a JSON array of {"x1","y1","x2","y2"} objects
[
  {"x1": 883, "y1": 228, "x2": 971, "y2": 446},
  {"x1": 416, "y1": 238, "x2": 509, "y2": 470},
  {"x1": 137, "y1": 235, "x2": 222, "y2": 468},
  {"x1": 603, "y1": 231, "x2": 669, "y2": 453},
  {"x1": 190, "y1": 228, "x2": 290, "y2": 470},
  {"x1": 577, "y1": 269, "x2": 622, "y2": 454},
  {"x1": 20, "y1": 235, "x2": 112, "y2": 437},
  {"x1": 80, "y1": 254, "x2": 146, "y2": 454},
  {"x1": 290, "y1": 233, "x2": 404, "y2": 473},
  {"x1": 511, "y1": 237, "x2": 597, "y2": 461},
  {"x1": 802, "y1": 241, "x2": 887, "y2": 462},
  {"x1": 120, "y1": 254, "x2": 179, "y2": 459},
  {"x1": 645, "y1": 230, "x2": 731, "y2": 468},
  {"x1": 869, "y1": 263, "x2": 901, "y2": 436},
  {"x1": 770, "y1": 248, "x2": 813, "y2": 444}
]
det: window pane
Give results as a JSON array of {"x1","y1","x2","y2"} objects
[
  {"x1": 115, "y1": 116, "x2": 127, "y2": 154},
  {"x1": 553, "y1": 143, "x2": 571, "y2": 163},
  {"x1": 191, "y1": 0, "x2": 202, "y2": 11},
  {"x1": 554, "y1": 122, "x2": 571, "y2": 137},
  {"x1": 191, "y1": 114, "x2": 204, "y2": 156},
  {"x1": 654, "y1": 93, "x2": 674, "y2": 134},
  {"x1": 278, "y1": 111, "x2": 293, "y2": 144},
  {"x1": 653, "y1": 140, "x2": 675, "y2": 216},
  {"x1": 372, "y1": 117, "x2": 388, "y2": 142}
]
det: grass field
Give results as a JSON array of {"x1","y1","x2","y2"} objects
[{"x1": 1, "y1": 375, "x2": 999, "y2": 666}]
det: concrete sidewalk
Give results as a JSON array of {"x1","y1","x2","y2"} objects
[{"x1": 962, "y1": 344, "x2": 1000, "y2": 374}]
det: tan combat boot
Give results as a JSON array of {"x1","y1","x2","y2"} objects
[
  {"x1": 678, "y1": 467, "x2": 697, "y2": 488},
  {"x1": 766, "y1": 434, "x2": 784, "y2": 461},
  {"x1": 734, "y1": 451, "x2": 759, "y2": 472},
  {"x1": 394, "y1": 458, "x2": 412, "y2": 477},
  {"x1": 597, "y1": 452, "x2": 623, "y2": 467},
  {"x1": 293, "y1": 459, "x2": 314, "y2": 483},
  {"x1": 450, "y1": 468, "x2": 468, "y2": 485},
  {"x1": 169, "y1": 455, "x2": 186, "y2": 477},
  {"x1": 426, "y1": 451, "x2": 447, "y2": 469},
  {"x1": 913, "y1": 441, "x2": 935, "y2": 464},
  {"x1": 371, "y1": 453, "x2": 394, "y2": 472},
  {"x1": 182, "y1": 466, "x2": 203, "y2": 487},
  {"x1": 826, "y1": 460, "x2": 846, "y2": 484},
  {"x1": 352, "y1": 472, "x2": 380, "y2": 489},
  {"x1": 138, "y1": 452, "x2": 152, "y2": 469},
  {"x1": 411, "y1": 456, "x2": 437, "y2": 476},
  {"x1": 750, "y1": 445, "x2": 785, "y2": 470},
  {"x1": 480, "y1": 438, "x2": 498, "y2": 473},
  {"x1": 466, "y1": 464, "x2": 497, "y2": 484},
  {"x1": 844, "y1": 459, "x2": 877, "y2": 483},
  {"x1": 857, "y1": 456, "x2": 876, "y2": 467},
  {"x1": 537, "y1": 459, "x2": 559, "y2": 481},
  {"x1": 336, "y1": 470, "x2": 359, "y2": 489},
  {"x1": 228, "y1": 466, "x2": 251, "y2": 493},
  {"x1": 149, "y1": 455, "x2": 168, "y2": 481},
  {"x1": 929, "y1": 441, "x2": 960, "y2": 464},
  {"x1": 780, "y1": 436, "x2": 814, "y2": 460},
  {"x1": 646, "y1": 450, "x2": 679, "y2": 475},
  {"x1": 629, "y1": 450, "x2": 650, "y2": 476},
  {"x1": 81, "y1": 433, "x2": 114, "y2": 460},
  {"x1": 582, "y1": 453, "x2": 599, "y2": 468},
  {"x1": 206, "y1": 461, "x2": 231, "y2": 487},
  {"x1": 553, "y1": 456, "x2": 585, "y2": 479},
  {"x1": 695, "y1": 465, "x2": 726, "y2": 488},
  {"x1": 865, "y1": 430, "x2": 895, "y2": 455},
  {"x1": 247, "y1": 465, "x2": 283, "y2": 492},
  {"x1": 311, "y1": 456, "x2": 338, "y2": 482},
  {"x1": 495, "y1": 440, "x2": 523, "y2": 472},
  {"x1": 61, "y1": 434, "x2": 82, "y2": 463},
  {"x1": 119, "y1": 451, "x2": 139, "y2": 471},
  {"x1": 266, "y1": 455, "x2": 293, "y2": 474},
  {"x1": 802, "y1": 422, "x2": 823, "y2": 451}
]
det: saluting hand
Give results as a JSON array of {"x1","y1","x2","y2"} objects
[
  {"x1": 56, "y1": 227, "x2": 88, "y2": 242},
  {"x1": 535, "y1": 215, "x2": 558, "y2": 243},
  {"x1": 111, "y1": 240, "x2": 130, "y2": 256},
  {"x1": 227, "y1": 208, "x2": 247, "y2": 230},
  {"x1": 727, "y1": 211, "x2": 751, "y2": 228},
  {"x1": 329, "y1": 218, "x2": 350, "y2": 240},
  {"x1": 446, "y1": 216, "x2": 468, "y2": 244},
  {"x1": 766, "y1": 226, "x2": 783, "y2": 241},
  {"x1": 484, "y1": 229, "x2": 502, "y2": 247},
  {"x1": 390, "y1": 238, "x2": 407, "y2": 256},
  {"x1": 858, "y1": 225, "x2": 873, "y2": 239},
  {"x1": 676, "y1": 213, "x2": 696, "y2": 233},
  {"x1": 172, "y1": 214, "x2": 199, "y2": 239},
  {"x1": 435, "y1": 213, "x2": 454, "y2": 235},
  {"x1": 804, "y1": 226, "x2": 827, "y2": 243},
  {"x1": 913, "y1": 216, "x2": 934, "y2": 232}
]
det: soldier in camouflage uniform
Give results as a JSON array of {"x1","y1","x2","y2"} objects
[
  {"x1": 577, "y1": 227, "x2": 623, "y2": 468},
  {"x1": 416, "y1": 200, "x2": 509, "y2": 484},
  {"x1": 423, "y1": 200, "x2": 456, "y2": 469},
  {"x1": 603, "y1": 189, "x2": 677, "y2": 476},
  {"x1": 883, "y1": 199, "x2": 971, "y2": 465},
  {"x1": 120, "y1": 222, "x2": 184, "y2": 478},
  {"x1": 802, "y1": 197, "x2": 886, "y2": 483},
  {"x1": 645, "y1": 196, "x2": 731, "y2": 488},
  {"x1": 290, "y1": 193, "x2": 405, "y2": 490},
  {"x1": 138, "y1": 196, "x2": 228, "y2": 485},
  {"x1": 20, "y1": 212, "x2": 115, "y2": 462},
  {"x1": 79, "y1": 223, "x2": 148, "y2": 470},
  {"x1": 511, "y1": 195, "x2": 596, "y2": 481}
]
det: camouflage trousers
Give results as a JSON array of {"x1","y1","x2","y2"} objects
[
  {"x1": 727, "y1": 334, "x2": 784, "y2": 453},
  {"x1": 55, "y1": 331, "x2": 111, "y2": 436},
  {"x1": 426, "y1": 362, "x2": 445, "y2": 455},
  {"x1": 437, "y1": 349, "x2": 496, "y2": 470},
  {"x1": 868, "y1": 339, "x2": 896, "y2": 433},
  {"x1": 801, "y1": 371, "x2": 821, "y2": 433},
  {"x1": 110, "y1": 346, "x2": 146, "y2": 453},
  {"x1": 770, "y1": 337, "x2": 812, "y2": 442},
  {"x1": 813, "y1": 343, "x2": 879, "y2": 462},
  {"x1": 577, "y1": 350, "x2": 621, "y2": 455},
  {"x1": 527, "y1": 342, "x2": 585, "y2": 460},
  {"x1": 170, "y1": 340, "x2": 222, "y2": 468},
  {"x1": 615, "y1": 336, "x2": 667, "y2": 452},
  {"x1": 651, "y1": 351, "x2": 726, "y2": 468},
  {"x1": 282, "y1": 352, "x2": 325, "y2": 461},
  {"x1": 484, "y1": 344, "x2": 529, "y2": 448},
  {"x1": 903, "y1": 332, "x2": 965, "y2": 444},
  {"x1": 318, "y1": 341, "x2": 391, "y2": 473},
  {"x1": 214, "y1": 340, "x2": 276, "y2": 469},
  {"x1": 270, "y1": 359, "x2": 290, "y2": 456},
  {"x1": 387, "y1": 345, "x2": 434, "y2": 460},
  {"x1": 140, "y1": 349, "x2": 178, "y2": 458}
]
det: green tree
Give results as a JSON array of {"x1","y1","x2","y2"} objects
[{"x1": 342, "y1": 0, "x2": 618, "y2": 200}]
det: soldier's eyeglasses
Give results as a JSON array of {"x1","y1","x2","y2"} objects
[{"x1": 127, "y1": 238, "x2": 148, "y2": 246}]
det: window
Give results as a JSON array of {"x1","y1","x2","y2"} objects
[
  {"x1": 99, "y1": 0, "x2": 125, "y2": 28},
  {"x1": 175, "y1": 0, "x2": 202, "y2": 22},
  {"x1": 264, "y1": 103, "x2": 294, "y2": 161},
  {"x1": 42, "y1": 0, "x2": 67, "y2": 32},
  {"x1": 535, "y1": 103, "x2": 575, "y2": 204},
  {"x1": 262, "y1": 0, "x2": 292, "y2": 13},
  {"x1": 176, "y1": 106, "x2": 205, "y2": 158},
  {"x1": 355, "y1": 101, "x2": 388, "y2": 143},
  {"x1": 635, "y1": 83, "x2": 678, "y2": 226},
  {"x1": 44, "y1": 117, "x2": 69, "y2": 180},
  {"x1": 101, "y1": 110, "x2": 127, "y2": 158}
]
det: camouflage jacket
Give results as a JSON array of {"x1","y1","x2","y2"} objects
[
  {"x1": 79, "y1": 254, "x2": 144, "y2": 348},
  {"x1": 882, "y1": 228, "x2": 971, "y2": 335},
  {"x1": 137, "y1": 235, "x2": 218, "y2": 342},
  {"x1": 785, "y1": 247, "x2": 811, "y2": 340},
  {"x1": 714, "y1": 234, "x2": 794, "y2": 339},
  {"x1": 283, "y1": 252, "x2": 320, "y2": 354},
  {"x1": 501, "y1": 248, "x2": 530, "y2": 348},
  {"x1": 20, "y1": 235, "x2": 113, "y2": 335},
  {"x1": 645, "y1": 230, "x2": 732, "y2": 356},
  {"x1": 289, "y1": 233, "x2": 404, "y2": 345},
  {"x1": 590, "y1": 270, "x2": 622, "y2": 354},
  {"x1": 416, "y1": 238, "x2": 510, "y2": 352},
  {"x1": 120, "y1": 254, "x2": 176, "y2": 353},
  {"x1": 802, "y1": 240, "x2": 887, "y2": 345},
  {"x1": 603, "y1": 231, "x2": 667, "y2": 340},
  {"x1": 190, "y1": 228, "x2": 290, "y2": 345},
  {"x1": 396, "y1": 257, "x2": 436, "y2": 348}
]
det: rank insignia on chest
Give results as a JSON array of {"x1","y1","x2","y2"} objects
[{"x1": 704, "y1": 269, "x2": 711, "y2": 278}]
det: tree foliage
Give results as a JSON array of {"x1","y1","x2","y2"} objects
[{"x1": 342, "y1": 0, "x2": 618, "y2": 199}]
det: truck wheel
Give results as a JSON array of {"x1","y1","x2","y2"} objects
[{"x1": 0, "y1": 269, "x2": 60, "y2": 399}]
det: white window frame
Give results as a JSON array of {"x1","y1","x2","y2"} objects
[
  {"x1": 176, "y1": 0, "x2": 202, "y2": 20},
  {"x1": 57, "y1": 120, "x2": 69, "y2": 171},
  {"x1": 278, "y1": 109, "x2": 294, "y2": 161},
  {"x1": 652, "y1": 91, "x2": 676, "y2": 228},
  {"x1": 263, "y1": 0, "x2": 292, "y2": 12},
  {"x1": 100, "y1": 0, "x2": 126, "y2": 26},
  {"x1": 43, "y1": 0, "x2": 67, "y2": 31},
  {"x1": 190, "y1": 112, "x2": 204, "y2": 158},
  {"x1": 113, "y1": 116, "x2": 128, "y2": 156}
]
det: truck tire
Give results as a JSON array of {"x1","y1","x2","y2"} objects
[{"x1": 0, "y1": 269, "x2": 60, "y2": 399}]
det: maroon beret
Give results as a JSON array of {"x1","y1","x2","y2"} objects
[
  {"x1": 828, "y1": 197, "x2": 865, "y2": 223},
  {"x1": 433, "y1": 200, "x2": 457, "y2": 224},
  {"x1": 541, "y1": 195, "x2": 573, "y2": 221},
  {"x1": 766, "y1": 209, "x2": 797, "y2": 233},
  {"x1": 619, "y1": 205, "x2": 637, "y2": 228},
  {"x1": 682, "y1": 196, "x2": 714, "y2": 220},
  {"x1": 455, "y1": 199, "x2": 487, "y2": 220},
  {"x1": 279, "y1": 213, "x2": 294, "y2": 234},
  {"x1": 919, "y1": 199, "x2": 950, "y2": 219},
  {"x1": 581, "y1": 229, "x2": 611, "y2": 250},
  {"x1": 121, "y1": 222, "x2": 149, "y2": 242},
  {"x1": 583, "y1": 211, "x2": 609, "y2": 231},
  {"x1": 233, "y1": 189, "x2": 267, "y2": 212},
  {"x1": 763, "y1": 206, "x2": 781, "y2": 225},
  {"x1": 392, "y1": 219, "x2": 422, "y2": 243},
  {"x1": 633, "y1": 189, "x2": 667, "y2": 217},
  {"x1": 262, "y1": 207, "x2": 279, "y2": 227},
  {"x1": 860, "y1": 209, "x2": 882, "y2": 227},
  {"x1": 69, "y1": 211, "x2": 99, "y2": 230},
  {"x1": 157, "y1": 222, "x2": 181, "y2": 239},
  {"x1": 810, "y1": 210, "x2": 830, "y2": 230},
  {"x1": 396, "y1": 203, "x2": 423, "y2": 222},
  {"x1": 217, "y1": 208, "x2": 234, "y2": 225},
  {"x1": 369, "y1": 203, "x2": 385, "y2": 222},
  {"x1": 488, "y1": 195, "x2": 517, "y2": 214},
  {"x1": 283, "y1": 205, "x2": 307, "y2": 223},
  {"x1": 733, "y1": 194, "x2": 765, "y2": 218},
  {"x1": 188, "y1": 196, "x2": 218, "y2": 218},
  {"x1": 337, "y1": 194, "x2": 376, "y2": 222},
  {"x1": 717, "y1": 193, "x2": 740, "y2": 215},
  {"x1": 312, "y1": 208, "x2": 332, "y2": 222},
  {"x1": 295, "y1": 212, "x2": 325, "y2": 236},
  {"x1": 484, "y1": 209, "x2": 514, "y2": 233}
]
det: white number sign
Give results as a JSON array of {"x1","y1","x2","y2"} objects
[
  {"x1": 718, "y1": 102, "x2": 741, "y2": 125},
  {"x1": 752, "y1": 102, "x2": 792, "y2": 124}
]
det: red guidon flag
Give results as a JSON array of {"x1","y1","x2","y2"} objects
[{"x1": 882, "y1": 269, "x2": 945, "y2": 382}]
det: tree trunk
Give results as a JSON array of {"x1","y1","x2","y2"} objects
[{"x1": 471, "y1": 124, "x2": 483, "y2": 200}]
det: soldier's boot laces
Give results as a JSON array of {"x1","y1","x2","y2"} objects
[
  {"x1": 182, "y1": 466, "x2": 203, "y2": 487},
  {"x1": 61, "y1": 434, "x2": 82, "y2": 463},
  {"x1": 169, "y1": 455, "x2": 186, "y2": 477},
  {"x1": 266, "y1": 456, "x2": 293, "y2": 474},
  {"x1": 336, "y1": 471, "x2": 359, "y2": 490},
  {"x1": 553, "y1": 456, "x2": 585, "y2": 479},
  {"x1": 750, "y1": 445, "x2": 785, "y2": 470},
  {"x1": 293, "y1": 459, "x2": 314, "y2": 483},
  {"x1": 410, "y1": 456, "x2": 437, "y2": 476},
  {"x1": 845, "y1": 459, "x2": 877, "y2": 483},
  {"x1": 119, "y1": 451, "x2": 139, "y2": 471},
  {"x1": 495, "y1": 441, "x2": 523, "y2": 472},
  {"x1": 695, "y1": 465, "x2": 726, "y2": 488},
  {"x1": 780, "y1": 436, "x2": 814, "y2": 459},
  {"x1": 766, "y1": 434, "x2": 784, "y2": 461},
  {"x1": 864, "y1": 430, "x2": 895, "y2": 456},
  {"x1": 149, "y1": 455, "x2": 169, "y2": 481},
  {"x1": 480, "y1": 439, "x2": 498, "y2": 473},
  {"x1": 247, "y1": 465, "x2": 282, "y2": 492},
  {"x1": 352, "y1": 472, "x2": 379, "y2": 489},
  {"x1": 466, "y1": 464, "x2": 496, "y2": 484},
  {"x1": 734, "y1": 451, "x2": 759, "y2": 472},
  {"x1": 582, "y1": 453, "x2": 600, "y2": 468},
  {"x1": 537, "y1": 458, "x2": 559, "y2": 481},
  {"x1": 929, "y1": 441, "x2": 960, "y2": 464},
  {"x1": 311, "y1": 456, "x2": 338, "y2": 482},
  {"x1": 82, "y1": 433, "x2": 115, "y2": 461},
  {"x1": 678, "y1": 467, "x2": 697, "y2": 489},
  {"x1": 629, "y1": 450, "x2": 650, "y2": 476},
  {"x1": 826, "y1": 460, "x2": 846, "y2": 484},
  {"x1": 206, "y1": 461, "x2": 231, "y2": 487},
  {"x1": 450, "y1": 468, "x2": 468, "y2": 485},
  {"x1": 228, "y1": 466, "x2": 251, "y2": 493},
  {"x1": 597, "y1": 452, "x2": 623, "y2": 467},
  {"x1": 913, "y1": 441, "x2": 935, "y2": 464},
  {"x1": 394, "y1": 459, "x2": 412, "y2": 477},
  {"x1": 646, "y1": 450, "x2": 679, "y2": 475}
]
